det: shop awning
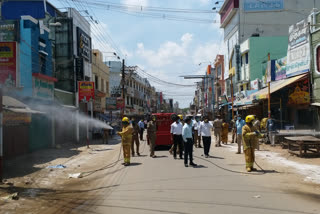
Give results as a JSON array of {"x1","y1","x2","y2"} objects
[
  {"x1": 3, "y1": 96, "x2": 44, "y2": 114},
  {"x1": 251, "y1": 73, "x2": 308, "y2": 100},
  {"x1": 311, "y1": 103, "x2": 320, "y2": 107}
]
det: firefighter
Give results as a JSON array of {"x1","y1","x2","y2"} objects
[
  {"x1": 242, "y1": 115, "x2": 264, "y2": 172},
  {"x1": 147, "y1": 116, "x2": 157, "y2": 158},
  {"x1": 117, "y1": 117, "x2": 134, "y2": 166}
]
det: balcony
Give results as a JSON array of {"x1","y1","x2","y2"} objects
[{"x1": 219, "y1": 0, "x2": 239, "y2": 28}]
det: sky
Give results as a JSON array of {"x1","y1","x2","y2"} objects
[{"x1": 49, "y1": 0, "x2": 226, "y2": 108}]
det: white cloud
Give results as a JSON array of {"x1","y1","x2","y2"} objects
[
  {"x1": 192, "y1": 40, "x2": 226, "y2": 65},
  {"x1": 122, "y1": 0, "x2": 148, "y2": 10},
  {"x1": 198, "y1": 0, "x2": 211, "y2": 5},
  {"x1": 136, "y1": 33, "x2": 193, "y2": 67}
]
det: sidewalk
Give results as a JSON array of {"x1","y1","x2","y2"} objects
[{"x1": 0, "y1": 136, "x2": 122, "y2": 213}]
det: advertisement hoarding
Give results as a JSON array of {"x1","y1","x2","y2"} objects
[
  {"x1": 0, "y1": 20, "x2": 18, "y2": 42},
  {"x1": 106, "y1": 97, "x2": 117, "y2": 110},
  {"x1": 286, "y1": 19, "x2": 310, "y2": 77},
  {"x1": 32, "y1": 76, "x2": 54, "y2": 100},
  {"x1": 78, "y1": 81, "x2": 95, "y2": 102},
  {"x1": 243, "y1": 0, "x2": 284, "y2": 12},
  {"x1": 116, "y1": 97, "x2": 124, "y2": 109},
  {"x1": 0, "y1": 42, "x2": 16, "y2": 87},
  {"x1": 77, "y1": 27, "x2": 92, "y2": 62},
  {"x1": 275, "y1": 57, "x2": 287, "y2": 80}
]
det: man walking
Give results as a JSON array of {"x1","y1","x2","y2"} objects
[
  {"x1": 230, "y1": 116, "x2": 237, "y2": 144},
  {"x1": 147, "y1": 116, "x2": 157, "y2": 158},
  {"x1": 171, "y1": 115, "x2": 183, "y2": 159},
  {"x1": 213, "y1": 115, "x2": 223, "y2": 147},
  {"x1": 138, "y1": 119, "x2": 145, "y2": 141},
  {"x1": 199, "y1": 116, "x2": 213, "y2": 158},
  {"x1": 236, "y1": 114, "x2": 246, "y2": 154},
  {"x1": 182, "y1": 117, "x2": 197, "y2": 167},
  {"x1": 117, "y1": 117, "x2": 133, "y2": 166},
  {"x1": 131, "y1": 120, "x2": 140, "y2": 156},
  {"x1": 192, "y1": 116, "x2": 200, "y2": 148}
]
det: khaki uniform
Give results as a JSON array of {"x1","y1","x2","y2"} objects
[
  {"x1": 131, "y1": 123, "x2": 140, "y2": 155},
  {"x1": 221, "y1": 122, "x2": 229, "y2": 144},
  {"x1": 213, "y1": 119, "x2": 223, "y2": 146},
  {"x1": 147, "y1": 121, "x2": 157, "y2": 157},
  {"x1": 118, "y1": 125, "x2": 133, "y2": 164}
]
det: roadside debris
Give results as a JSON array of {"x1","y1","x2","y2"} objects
[
  {"x1": 46, "y1": 164, "x2": 66, "y2": 169},
  {"x1": 0, "y1": 192, "x2": 19, "y2": 201},
  {"x1": 253, "y1": 195, "x2": 261, "y2": 199},
  {"x1": 68, "y1": 173, "x2": 83, "y2": 179}
]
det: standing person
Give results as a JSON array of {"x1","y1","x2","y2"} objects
[
  {"x1": 267, "y1": 116, "x2": 276, "y2": 146},
  {"x1": 213, "y1": 115, "x2": 223, "y2": 147},
  {"x1": 236, "y1": 114, "x2": 246, "y2": 154},
  {"x1": 131, "y1": 120, "x2": 140, "y2": 156},
  {"x1": 102, "y1": 128, "x2": 109, "y2": 144},
  {"x1": 199, "y1": 116, "x2": 213, "y2": 158},
  {"x1": 138, "y1": 119, "x2": 145, "y2": 141},
  {"x1": 242, "y1": 115, "x2": 264, "y2": 172},
  {"x1": 117, "y1": 117, "x2": 133, "y2": 166},
  {"x1": 253, "y1": 117, "x2": 261, "y2": 150},
  {"x1": 182, "y1": 117, "x2": 197, "y2": 167},
  {"x1": 197, "y1": 117, "x2": 203, "y2": 148},
  {"x1": 193, "y1": 116, "x2": 200, "y2": 148},
  {"x1": 170, "y1": 115, "x2": 183, "y2": 159},
  {"x1": 230, "y1": 116, "x2": 237, "y2": 144},
  {"x1": 147, "y1": 116, "x2": 157, "y2": 158},
  {"x1": 221, "y1": 119, "x2": 229, "y2": 145}
]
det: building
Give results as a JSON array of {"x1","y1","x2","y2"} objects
[
  {"x1": 107, "y1": 61, "x2": 122, "y2": 98},
  {"x1": 219, "y1": 0, "x2": 320, "y2": 118},
  {"x1": 92, "y1": 50, "x2": 110, "y2": 116}
]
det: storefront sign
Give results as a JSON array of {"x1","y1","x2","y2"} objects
[
  {"x1": 78, "y1": 81, "x2": 95, "y2": 102},
  {"x1": 75, "y1": 57, "x2": 84, "y2": 81},
  {"x1": 77, "y1": 27, "x2": 92, "y2": 62},
  {"x1": 32, "y1": 77, "x2": 54, "y2": 100},
  {"x1": 0, "y1": 42, "x2": 16, "y2": 87},
  {"x1": 288, "y1": 78, "x2": 310, "y2": 105},
  {"x1": 286, "y1": 19, "x2": 310, "y2": 77},
  {"x1": 275, "y1": 57, "x2": 287, "y2": 80},
  {"x1": 0, "y1": 21, "x2": 18, "y2": 42},
  {"x1": 250, "y1": 79, "x2": 260, "y2": 90},
  {"x1": 243, "y1": 0, "x2": 284, "y2": 12},
  {"x1": 4, "y1": 111, "x2": 31, "y2": 126},
  {"x1": 106, "y1": 97, "x2": 117, "y2": 110},
  {"x1": 94, "y1": 98, "x2": 102, "y2": 112}
]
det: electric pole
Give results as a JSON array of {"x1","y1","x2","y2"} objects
[{"x1": 121, "y1": 59, "x2": 125, "y2": 118}]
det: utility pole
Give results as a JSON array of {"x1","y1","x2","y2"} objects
[
  {"x1": 230, "y1": 73, "x2": 234, "y2": 119},
  {"x1": 268, "y1": 53, "x2": 271, "y2": 118},
  {"x1": 121, "y1": 59, "x2": 125, "y2": 118},
  {"x1": 0, "y1": 87, "x2": 3, "y2": 182}
]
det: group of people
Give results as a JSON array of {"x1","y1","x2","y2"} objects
[{"x1": 117, "y1": 114, "x2": 265, "y2": 172}]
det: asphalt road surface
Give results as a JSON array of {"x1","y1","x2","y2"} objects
[{"x1": 66, "y1": 139, "x2": 320, "y2": 214}]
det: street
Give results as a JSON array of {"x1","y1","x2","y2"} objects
[{"x1": 25, "y1": 138, "x2": 317, "y2": 214}]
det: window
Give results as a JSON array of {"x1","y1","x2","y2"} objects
[
  {"x1": 95, "y1": 75, "x2": 98, "y2": 89},
  {"x1": 106, "y1": 81, "x2": 109, "y2": 94},
  {"x1": 317, "y1": 46, "x2": 320, "y2": 73},
  {"x1": 39, "y1": 55, "x2": 46, "y2": 74},
  {"x1": 127, "y1": 96, "x2": 130, "y2": 105},
  {"x1": 217, "y1": 65, "x2": 222, "y2": 77},
  {"x1": 245, "y1": 52, "x2": 249, "y2": 64},
  {"x1": 101, "y1": 78, "x2": 104, "y2": 92}
]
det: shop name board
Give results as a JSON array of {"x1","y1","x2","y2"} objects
[
  {"x1": 0, "y1": 42, "x2": 16, "y2": 87},
  {"x1": 77, "y1": 27, "x2": 92, "y2": 62},
  {"x1": 275, "y1": 57, "x2": 287, "y2": 80},
  {"x1": 0, "y1": 21, "x2": 18, "y2": 42},
  {"x1": 32, "y1": 77, "x2": 54, "y2": 100},
  {"x1": 106, "y1": 97, "x2": 117, "y2": 110},
  {"x1": 287, "y1": 18, "x2": 310, "y2": 77},
  {"x1": 78, "y1": 81, "x2": 95, "y2": 102},
  {"x1": 4, "y1": 111, "x2": 31, "y2": 126},
  {"x1": 243, "y1": 0, "x2": 284, "y2": 12}
]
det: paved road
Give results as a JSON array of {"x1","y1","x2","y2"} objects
[{"x1": 73, "y1": 140, "x2": 320, "y2": 214}]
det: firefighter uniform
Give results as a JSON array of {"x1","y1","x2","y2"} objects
[{"x1": 118, "y1": 117, "x2": 133, "y2": 166}]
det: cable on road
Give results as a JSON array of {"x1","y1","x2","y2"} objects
[{"x1": 194, "y1": 155, "x2": 271, "y2": 176}]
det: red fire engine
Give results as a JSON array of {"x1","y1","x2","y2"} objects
[{"x1": 152, "y1": 113, "x2": 175, "y2": 146}]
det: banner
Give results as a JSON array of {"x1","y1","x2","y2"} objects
[
  {"x1": 287, "y1": 78, "x2": 310, "y2": 105},
  {"x1": 106, "y1": 97, "x2": 117, "y2": 110},
  {"x1": 32, "y1": 77, "x2": 54, "y2": 100},
  {"x1": 0, "y1": 21, "x2": 18, "y2": 42},
  {"x1": 0, "y1": 42, "x2": 16, "y2": 87},
  {"x1": 275, "y1": 57, "x2": 287, "y2": 80},
  {"x1": 78, "y1": 81, "x2": 95, "y2": 102},
  {"x1": 77, "y1": 27, "x2": 92, "y2": 62},
  {"x1": 286, "y1": 19, "x2": 310, "y2": 77},
  {"x1": 116, "y1": 97, "x2": 124, "y2": 109}
]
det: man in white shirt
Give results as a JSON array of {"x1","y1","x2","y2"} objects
[
  {"x1": 183, "y1": 117, "x2": 197, "y2": 167},
  {"x1": 170, "y1": 115, "x2": 183, "y2": 159},
  {"x1": 199, "y1": 116, "x2": 213, "y2": 158}
]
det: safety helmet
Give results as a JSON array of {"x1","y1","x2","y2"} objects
[
  {"x1": 178, "y1": 114, "x2": 183, "y2": 120},
  {"x1": 245, "y1": 115, "x2": 255, "y2": 123},
  {"x1": 122, "y1": 117, "x2": 129, "y2": 123}
]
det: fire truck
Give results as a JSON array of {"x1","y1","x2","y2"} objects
[{"x1": 152, "y1": 113, "x2": 175, "y2": 146}]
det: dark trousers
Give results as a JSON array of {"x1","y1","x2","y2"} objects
[
  {"x1": 202, "y1": 136, "x2": 211, "y2": 156},
  {"x1": 139, "y1": 128, "x2": 144, "y2": 140},
  {"x1": 173, "y1": 134, "x2": 183, "y2": 158},
  {"x1": 184, "y1": 138, "x2": 194, "y2": 164}
]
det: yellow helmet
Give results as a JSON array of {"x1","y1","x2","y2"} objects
[
  {"x1": 178, "y1": 114, "x2": 183, "y2": 120},
  {"x1": 122, "y1": 117, "x2": 129, "y2": 123},
  {"x1": 245, "y1": 115, "x2": 255, "y2": 123}
]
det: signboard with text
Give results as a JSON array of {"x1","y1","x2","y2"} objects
[
  {"x1": 106, "y1": 97, "x2": 117, "y2": 110},
  {"x1": 0, "y1": 20, "x2": 18, "y2": 42},
  {"x1": 275, "y1": 57, "x2": 287, "y2": 80},
  {"x1": 32, "y1": 77, "x2": 54, "y2": 100},
  {"x1": 116, "y1": 97, "x2": 124, "y2": 109},
  {"x1": 77, "y1": 27, "x2": 92, "y2": 62},
  {"x1": 0, "y1": 42, "x2": 16, "y2": 87},
  {"x1": 78, "y1": 81, "x2": 95, "y2": 102},
  {"x1": 286, "y1": 18, "x2": 310, "y2": 77},
  {"x1": 243, "y1": 0, "x2": 284, "y2": 12}
]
